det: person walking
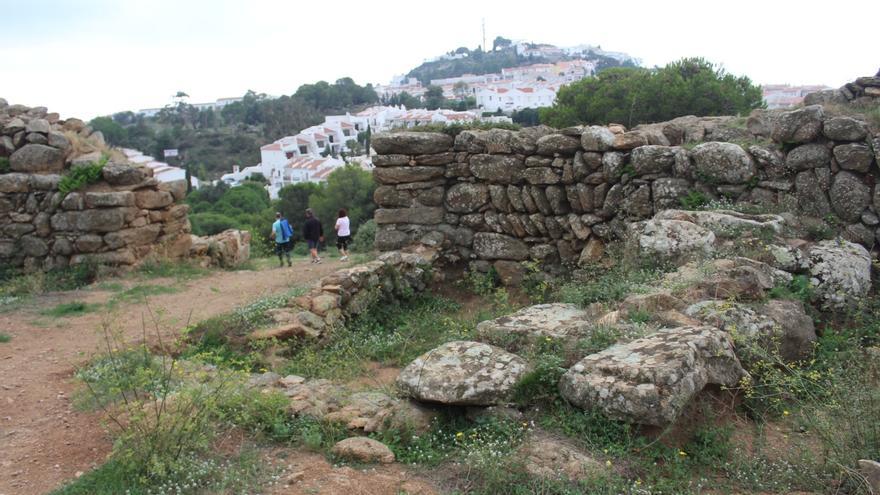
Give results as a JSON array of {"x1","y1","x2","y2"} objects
[
  {"x1": 271, "y1": 212, "x2": 292, "y2": 267},
  {"x1": 303, "y1": 208, "x2": 324, "y2": 264},
  {"x1": 335, "y1": 208, "x2": 351, "y2": 261}
]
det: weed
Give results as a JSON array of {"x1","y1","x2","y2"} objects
[
  {"x1": 58, "y1": 154, "x2": 109, "y2": 197},
  {"x1": 0, "y1": 262, "x2": 100, "y2": 298},
  {"x1": 40, "y1": 301, "x2": 99, "y2": 318},
  {"x1": 108, "y1": 284, "x2": 179, "y2": 306},
  {"x1": 460, "y1": 268, "x2": 500, "y2": 296},
  {"x1": 0, "y1": 333, "x2": 10, "y2": 343},
  {"x1": 0, "y1": 156, "x2": 9, "y2": 173},
  {"x1": 768, "y1": 274, "x2": 813, "y2": 303},
  {"x1": 556, "y1": 262, "x2": 666, "y2": 307},
  {"x1": 135, "y1": 259, "x2": 208, "y2": 281},
  {"x1": 521, "y1": 261, "x2": 554, "y2": 303},
  {"x1": 678, "y1": 190, "x2": 709, "y2": 209}
]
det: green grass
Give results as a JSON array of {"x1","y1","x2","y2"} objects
[
  {"x1": 40, "y1": 301, "x2": 100, "y2": 318},
  {"x1": 134, "y1": 259, "x2": 209, "y2": 281},
  {"x1": 0, "y1": 333, "x2": 10, "y2": 343},
  {"x1": 281, "y1": 293, "x2": 510, "y2": 380},
  {"x1": 107, "y1": 284, "x2": 179, "y2": 306}
]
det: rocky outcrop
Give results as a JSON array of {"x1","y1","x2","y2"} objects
[
  {"x1": 685, "y1": 300, "x2": 816, "y2": 362},
  {"x1": 628, "y1": 219, "x2": 715, "y2": 263},
  {"x1": 396, "y1": 341, "x2": 528, "y2": 406},
  {"x1": 251, "y1": 250, "x2": 435, "y2": 342},
  {"x1": 807, "y1": 240, "x2": 871, "y2": 310},
  {"x1": 559, "y1": 326, "x2": 747, "y2": 426},
  {"x1": 475, "y1": 303, "x2": 593, "y2": 343},
  {"x1": 188, "y1": 229, "x2": 251, "y2": 268}
]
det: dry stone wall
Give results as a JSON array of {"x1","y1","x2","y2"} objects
[
  {"x1": 0, "y1": 99, "x2": 192, "y2": 270},
  {"x1": 371, "y1": 104, "x2": 880, "y2": 269}
]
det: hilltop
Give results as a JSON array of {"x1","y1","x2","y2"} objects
[{"x1": 406, "y1": 39, "x2": 638, "y2": 85}]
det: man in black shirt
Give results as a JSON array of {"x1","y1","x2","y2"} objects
[{"x1": 303, "y1": 208, "x2": 324, "y2": 264}]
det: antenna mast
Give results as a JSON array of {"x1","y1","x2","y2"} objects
[{"x1": 482, "y1": 18, "x2": 486, "y2": 51}]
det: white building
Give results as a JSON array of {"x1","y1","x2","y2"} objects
[
  {"x1": 120, "y1": 148, "x2": 199, "y2": 189},
  {"x1": 475, "y1": 85, "x2": 557, "y2": 112},
  {"x1": 389, "y1": 109, "x2": 480, "y2": 128}
]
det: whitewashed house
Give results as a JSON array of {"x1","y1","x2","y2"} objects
[{"x1": 475, "y1": 85, "x2": 557, "y2": 112}]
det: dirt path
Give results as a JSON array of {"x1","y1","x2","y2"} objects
[{"x1": 0, "y1": 259, "x2": 346, "y2": 495}]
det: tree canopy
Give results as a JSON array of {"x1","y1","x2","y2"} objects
[{"x1": 540, "y1": 58, "x2": 764, "y2": 128}]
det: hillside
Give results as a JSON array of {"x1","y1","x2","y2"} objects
[
  {"x1": 91, "y1": 78, "x2": 378, "y2": 180},
  {"x1": 406, "y1": 42, "x2": 638, "y2": 85}
]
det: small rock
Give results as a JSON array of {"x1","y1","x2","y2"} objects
[{"x1": 331, "y1": 437, "x2": 395, "y2": 464}]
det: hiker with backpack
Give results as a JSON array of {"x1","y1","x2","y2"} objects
[
  {"x1": 303, "y1": 208, "x2": 324, "y2": 264},
  {"x1": 271, "y1": 212, "x2": 293, "y2": 267}
]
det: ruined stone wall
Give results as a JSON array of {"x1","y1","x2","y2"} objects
[
  {"x1": 0, "y1": 99, "x2": 192, "y2": 270},
  {"x1": 371, "y1": 104, "x2": 880, "y2": 271}
]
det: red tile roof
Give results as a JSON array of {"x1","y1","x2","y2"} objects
[{"x1": 261, "y1": 143, "x2": 281, "y2": 151}]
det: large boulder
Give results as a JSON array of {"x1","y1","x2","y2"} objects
[
  {"x1": 559, "y1": 326, "x2": 746, "y2": 426},
  {"x1": 833, "y1": 143, "x2": 874, "y2": 173},
  {"x1": 823, "y1": 117, "x2": 868, "y2": 142},
  {"x1": 469, "y1": 154, "x2": 525, "y2": 184},
  {"x1": 445, "y1": 183, "x2": 489, "y2": 213},
  {"x1": 691, "y1": 142, "x2": 756, "y2": 184},
  {"x1": 374, "y1": 166, "x2": 444, "y2": 184},
  {"x1": 580, "y1": 126, "x2": 615, "y2": 152},
  {"x1": 536, "y1": 133, "x2": 581, "y2": 156},
  {"x1": 785, "y1": 143, "x2": 831, "y2": 171},
  {"x1": 795, "y1": 170, "x2": 832, "y2": 217},
  {"x1": 807, "y1": 240, "x2": 871, "y2": 311},
  {"x1": 628, "y1": 219, "x2": 715, "y2": 263},
  {"x1": 396, "y1": 341, "x2": 528, "y2": 406},
  {"x1": 630, "y1": 145, "x2": 676, "y2": 175},
  {"x1": 473, "y1": 232, "x2": 529, "y2": 260},
  {"x1": 372, "y1": 132, "x2": 453, "y2": 155},
  {"x1": 771, "y1": 105, "x2": 824, "y2": 144},
  {"x1": 829, "y1": 171, "x2": 871, "y2": 222},
  {"x1": 685, "y1": 300, "x2": 816, "y2": 362},
  {"x1": 102, "y1": 162, "x2": 147, "y2": 185},
  {"x1": 9, "y1": 144, "x2": 65, "y2": 172},
  {"x1": 476, "y1": 303, "x2": 593, "y2": 344}
]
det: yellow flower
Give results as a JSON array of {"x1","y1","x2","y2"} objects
[
  {"x1": 783, "y1": 410, "x2": 790, "y2": 416},
  {"x1": 605, "y1": 460, "x2": 612, "y2": 467},
  {"x1": 678, "y1": 450, "x2": 687, "y2": 457},
  {"x1": 455, "y1": 432, "x2": 463, "y2": 438}
]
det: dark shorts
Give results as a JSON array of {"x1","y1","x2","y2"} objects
[
  {"x1": 307, "y1": 239, "x2": 320, "y2": 249},
  {"x1": 337, "y1": 235, "x2": 351, "y2": 250},
  {"x1": 275, "y1": 241, "x2": 291, "y2": 255}
]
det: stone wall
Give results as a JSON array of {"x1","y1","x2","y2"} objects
[
  {"x1": 370, "y1": 104, "x2": 880, "y2": 270},
  {"x1": 0, "y1": 99, "x2": 192, "y2": 270}
]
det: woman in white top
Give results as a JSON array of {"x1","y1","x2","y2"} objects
[{"x1": 334, "y1": 208, "x2": 351, "y2": 261}]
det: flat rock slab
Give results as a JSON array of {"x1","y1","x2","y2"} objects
[
  {"x1": 331, "y1": 437, "x2": 395, "y2": 464},
  {"x1": 476, "y1": 303, "x2": 593, "y2": 341},
  {"x1": 396, "y1": 340, "x2": 528, "y2": 406},
  {"x1": 559, "y1": 326, "x2": 747, "y2": 426}
]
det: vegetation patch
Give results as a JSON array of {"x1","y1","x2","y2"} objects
[
  {"x1": 40, "y1": 301, "x2": 100, "y2": 318},
  {"x1": 58, "y1": 154, "x2": 109, "y2": 196}
]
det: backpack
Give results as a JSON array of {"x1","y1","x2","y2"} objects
[{"x1": 280, "y1": 218, "x2": 293, "y2": 239}]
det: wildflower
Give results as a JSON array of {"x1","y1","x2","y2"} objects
[
  {"x1": 678, "y1": 450, "x2": 687, "y2": 457},
  {"x1": 456, "y1": 432, "x2": 463, "y2": 438},
  {"x1": 782, "y1": 410, "x2": 790, "y2": 416}
]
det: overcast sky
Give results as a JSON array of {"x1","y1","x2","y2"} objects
[{"x1": 2, "y1": 0, "x2": 877, "y2": 120}]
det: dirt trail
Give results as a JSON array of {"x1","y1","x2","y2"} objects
[{"x1": 0, "y1": 260, "x2": 345, "y2": 495}]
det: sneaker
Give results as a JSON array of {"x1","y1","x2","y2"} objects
[
  {"x1": 316, "y1": 257, "x2": 322, "y2": 264},
  {"x1": 340, "y1": 255, "x2": 348, "y2": 261}
]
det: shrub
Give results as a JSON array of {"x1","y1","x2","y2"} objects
[
  {"x1": 350, "y1": 218, "x2": 376, "y2": 252},
  {"x1": 679, "y1": 190, "x2": 709, "y2": 209}
]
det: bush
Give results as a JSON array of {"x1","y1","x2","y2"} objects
[
  {"x1": 350, "y1": 219, "x2": 376, "y2": 252},
  {"x1": 189, "y1": 212, "x2": 239, "y2": 236}
]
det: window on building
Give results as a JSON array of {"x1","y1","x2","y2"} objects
[
  {"x1": 329, "y1": 136, "x2": 335, "y2": 143},
  {"x1": 285, "y1": 152, "x2": 294, "y2": 159},
  {"x1": 317, "y1": 141, "x2": 324, "y2": 147},
  {"x1": 299, "y1": 146, "x2": 307, "y2": 154},
  {"x1": 343, "y1": 130, "x2": 351, "y2": 136}
]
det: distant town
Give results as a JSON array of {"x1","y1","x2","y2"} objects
[{"x1": 129, "y1": 40, "x2": 830, "y2": 197}]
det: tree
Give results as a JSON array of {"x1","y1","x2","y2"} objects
[
  {"x1": 512, "y1": 108, "x2": 541, "y2": 126},
  {"x1": 492, "y1": 36, "x2": 512, "y2": 51},
  {"x1": 277, "y1": 182, "x2": 323, "y2": 236},
  {"x1": 424, "y1": 85, "x2": 446, "y2": 110},
  {"x1": 540, "y1": 58, "x2": 764, "y2": 128},
  {"x1": 308, "y1": 165, "x2": 375, "y2": 242},
  {"x1": 89, "y1": 117, "x2": 128, "y2": 146}
]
